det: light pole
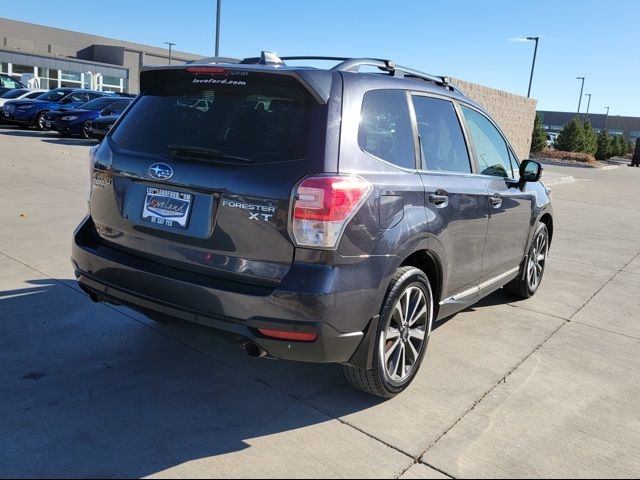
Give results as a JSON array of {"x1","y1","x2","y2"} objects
[
  {"x1": 585, "y1": 94, "x2": 592, "y2": 122},
  {"x1": 576, "y1": 77, "x2": 586, "y2": 118},
  {"x1": 215, "y1": 0, "x2": 222, "y2": 56},
  {"x1": 526, "y1": 36, "x2": 539, "y2": 98},
  {"x1": 604, "y1": 107, "x2": 610, "y2": 132},
  {"x1": 164, "y1": 42, "x2": 176, "y2": 65}
]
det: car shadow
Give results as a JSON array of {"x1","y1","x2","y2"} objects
[
  {"x1": 0, "y1": 128, "x2": 96, "y2": 146},
  {"x1": 0, "y1": 129, "x2": 59, "y2": 139},
  {"x1": 433, "y1": 288, "x2": 516, "y2": 331},
  {"x1": 42, "y1": 138, "x2": 97, "y2": 147},
  {"x1": 0, "y1": 279, "x2": 383, "y2": 478}
]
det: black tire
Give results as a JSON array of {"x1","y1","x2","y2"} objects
[
  {"x1": 35, "y1": 111, "x2": 48, "y2": 131},
  {"x1": 343, "y1": 266, "x2": 433, "y2": 398},
  {"x1": 504, "y1": 223, "x2": 549, "y2": 299}
]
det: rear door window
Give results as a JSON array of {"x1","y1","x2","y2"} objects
[
  {"x1": 111, "y1": 69, "x2": 314, "y2": 164},
  {"x1": 412, "y1": 96, "x2": 471, "y2": 173},
  {"x1": 358, "y1": 90, "x2": 416, "y2": 169}
]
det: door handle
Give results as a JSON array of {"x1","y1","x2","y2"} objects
[
  {"x1": 489, "y1": 194, "x2": 503, "y2": 208},
  {"x1": 429, "y1": 190, "x2": 449, "y2": 207}
]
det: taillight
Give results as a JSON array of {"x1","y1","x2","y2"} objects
[
  {"x1": 291, "y1": 175, "x2": 372, "y2": 249},
  {"x1": 88, "y1": 141, "x2": 112, "y2": 202}
]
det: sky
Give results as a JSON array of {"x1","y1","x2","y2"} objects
[{"x1": 3, "y1": 0, "x2": 639, "y2": 116}]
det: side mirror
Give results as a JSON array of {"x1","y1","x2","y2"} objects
[
  {"x1": 520, "y1": 160, "x2": 543, "y2": 183},
  {"x1": 102, "y1": 109, "x2": 114, "y2": 116}
]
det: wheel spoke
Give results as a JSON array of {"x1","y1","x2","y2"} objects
[
  {"x1": 394, "y1": 302, "x2": 404, "y2": 325},
  {"x1": 384, "y1": 338, "x2": 401, "y2": 363},
  {"x1": 386, "y1": 327, "x2": 401, "y2": 341},
  {"x1": 407, "y1": 339, "x2": 420, "y2": 363},
  {"x1": 403, "y1": 290, "x2": 411, "y2": 325},
  {"x1": 408, "y1": 305, "x2": 427, "y2": 327},
  {"x1": 409, "y1": 327, "x2": 426, "y2": 341},
  {"x1": 399, "y1": 345, "x2": 407, "y2": 378},
  {"x1": 390, "y1": 343, "x2": 403, "y2": 378},
  {"x1": 406, "y1": 289, "x2": 422, "y2": 325}
]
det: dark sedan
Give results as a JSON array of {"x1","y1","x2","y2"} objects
[
  {"x1": 86, "y1": 114, "x2": 121, "y2": 141},
  {"x1": 44, "y1": 97, "x2": 132, "y2": 138},
  {"x1": 2, "y1": 88, "x2": 114, "y2": 130}
]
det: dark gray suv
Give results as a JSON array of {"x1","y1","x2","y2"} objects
[{"x1": 72, "y1": 53, "x2": 553, "y2": 398}]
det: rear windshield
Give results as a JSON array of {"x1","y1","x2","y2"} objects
[{"x1": 111, "y1": 69, "x2": 314, "y2": 164}]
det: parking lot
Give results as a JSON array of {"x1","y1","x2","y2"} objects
[{"x1": 1, "y1": 125, "x2": 639, "y2": 478}]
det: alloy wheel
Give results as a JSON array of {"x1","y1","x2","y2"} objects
[
  {"x1": 380, "y1": 286, "x2": 429, "y2": 384},
  {"x1": 527, "y1": 230, "x2": 548, "y2": 291}
]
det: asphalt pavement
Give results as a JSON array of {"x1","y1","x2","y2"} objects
[{"x1": 1, "y1": 126, "x2": 639, "y2": 478}]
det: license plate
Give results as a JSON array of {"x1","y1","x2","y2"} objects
[
  {"x1": 3, "y1": 112, "x2": 8, "y2": 118},
  {"x1": 141, "y1": 187, "x2": 193, "y2": 229},
  {"x1": 45, "y1": 121, "x2": 52, "y2": 128}
]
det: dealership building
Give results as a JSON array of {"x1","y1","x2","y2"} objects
[
  {"x1": 0, "y1": 17, "x2": 202, "y2": 94},
  {"x1": 538, "y1": 110, "x2": 640, "y2": 142}
]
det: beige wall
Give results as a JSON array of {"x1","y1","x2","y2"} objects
[{"x1": 450, "y1": 78, "x2": 537, "y2": 160}]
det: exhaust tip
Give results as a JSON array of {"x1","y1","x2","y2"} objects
[
  {"x1": 243, "y1": 341, "x2": 268, "y2": 359},
  {"x1": 79, "y1": 284, "x2": 101, "y2": 303}
]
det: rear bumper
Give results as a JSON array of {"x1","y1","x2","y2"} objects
[{"x1": 72, "y1": 216, "x2": 394, "y2": 367}]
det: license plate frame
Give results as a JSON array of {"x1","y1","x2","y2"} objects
[{"x1": 141, "y1": 187, "x2": 193, "y2": 229}]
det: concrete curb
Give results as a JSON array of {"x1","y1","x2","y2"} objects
[
  {"x1": 537, "y1": 159, "x2": 621, "y2": 170},
  {"x1": 543, "y1": 175, "x2": 576, "y2": 187}
]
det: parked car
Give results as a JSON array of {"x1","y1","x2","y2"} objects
[
  {"x1": 0, "y1": 74, "x2": 26, "y2": 96},
  {"x1": 2, "y1": 88, "x2": 114, "y2": 130},
  {"x1": 546, "y1": 133, "x2": 558, "y2": 148},
  {"x1": 44, "y1": 97, "x2": 132, "y2": 138},
  {"x1": 86, "y1": 115, "x2": 120, "y2": 141},
  {"x1": 0, "y1": 89, "x2": 48, "y2": 124},
  {"x1": 72, "y1": 53, "x2": 553, "y2": 398}
]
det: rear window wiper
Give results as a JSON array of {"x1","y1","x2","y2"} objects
[{"x1": 168, "y1": 144, "x2": 253, "y2": 164}]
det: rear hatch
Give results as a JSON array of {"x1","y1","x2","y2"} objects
[{"x1": 90, "y1": 66, "x2": 322, "y2": 286}]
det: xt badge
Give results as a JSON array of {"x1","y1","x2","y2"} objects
[
  {"x1": 223, "y1": 199, "x2": 276, "y2": 222},
  {"x1": 249, "y1": 212, "x2": 274, "y2": 222}
]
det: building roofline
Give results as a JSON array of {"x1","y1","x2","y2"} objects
[{"x1": 0, "y1": 17, "x2": 203, "y2": 61}]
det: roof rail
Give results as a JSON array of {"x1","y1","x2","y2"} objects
[
  {"x1": 331, "y1": 58, "x2": 454, "y2": 91},
  {"x1": 198, "y1": 52, "x2": 455, "y2": 91}
]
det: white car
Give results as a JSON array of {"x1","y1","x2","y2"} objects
[{"x1": 0, "y1": 88, "x2": 48, "y2": 108}]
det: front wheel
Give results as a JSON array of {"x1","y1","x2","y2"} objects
[
  {"x1": 35, "y1": 111, "x2": 48, "y2": 131},
  {"x1": 81, "y1": 121, "x2": 92, "y2": 139},
  {"x1": 343, "y1": 266, "x2": 433, "y2": 398},
  {"x1": 504, "y1": 223, "x2": 549, "y2": 299}
]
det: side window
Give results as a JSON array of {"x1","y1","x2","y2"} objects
[
  {"x1": 112, "y1": 101, "x2": 130, "y2": 114},
  {"x1": 68, "y1": 92, "x2": 85, "y2": 103},
  {"x1": 461, "y1": 106, "x2": 514, "y2": 178},
  {"x1": 359, "y1": 90, "x2": 416, "y2": 169},
  {"x1": 412, "y1": 96, "x2": 471, "y2": 173}
]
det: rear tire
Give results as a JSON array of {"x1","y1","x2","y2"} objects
[
  {"x1": 504, "y1": 223, "x2": 549, "y2": 299},
  {"x1": 343, "y1": 266, "x2": 433, "y2": 398}
]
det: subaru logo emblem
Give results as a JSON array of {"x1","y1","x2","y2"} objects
[{"x1": 149, "y1": 163, "x2": 173, "y2": 180}]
